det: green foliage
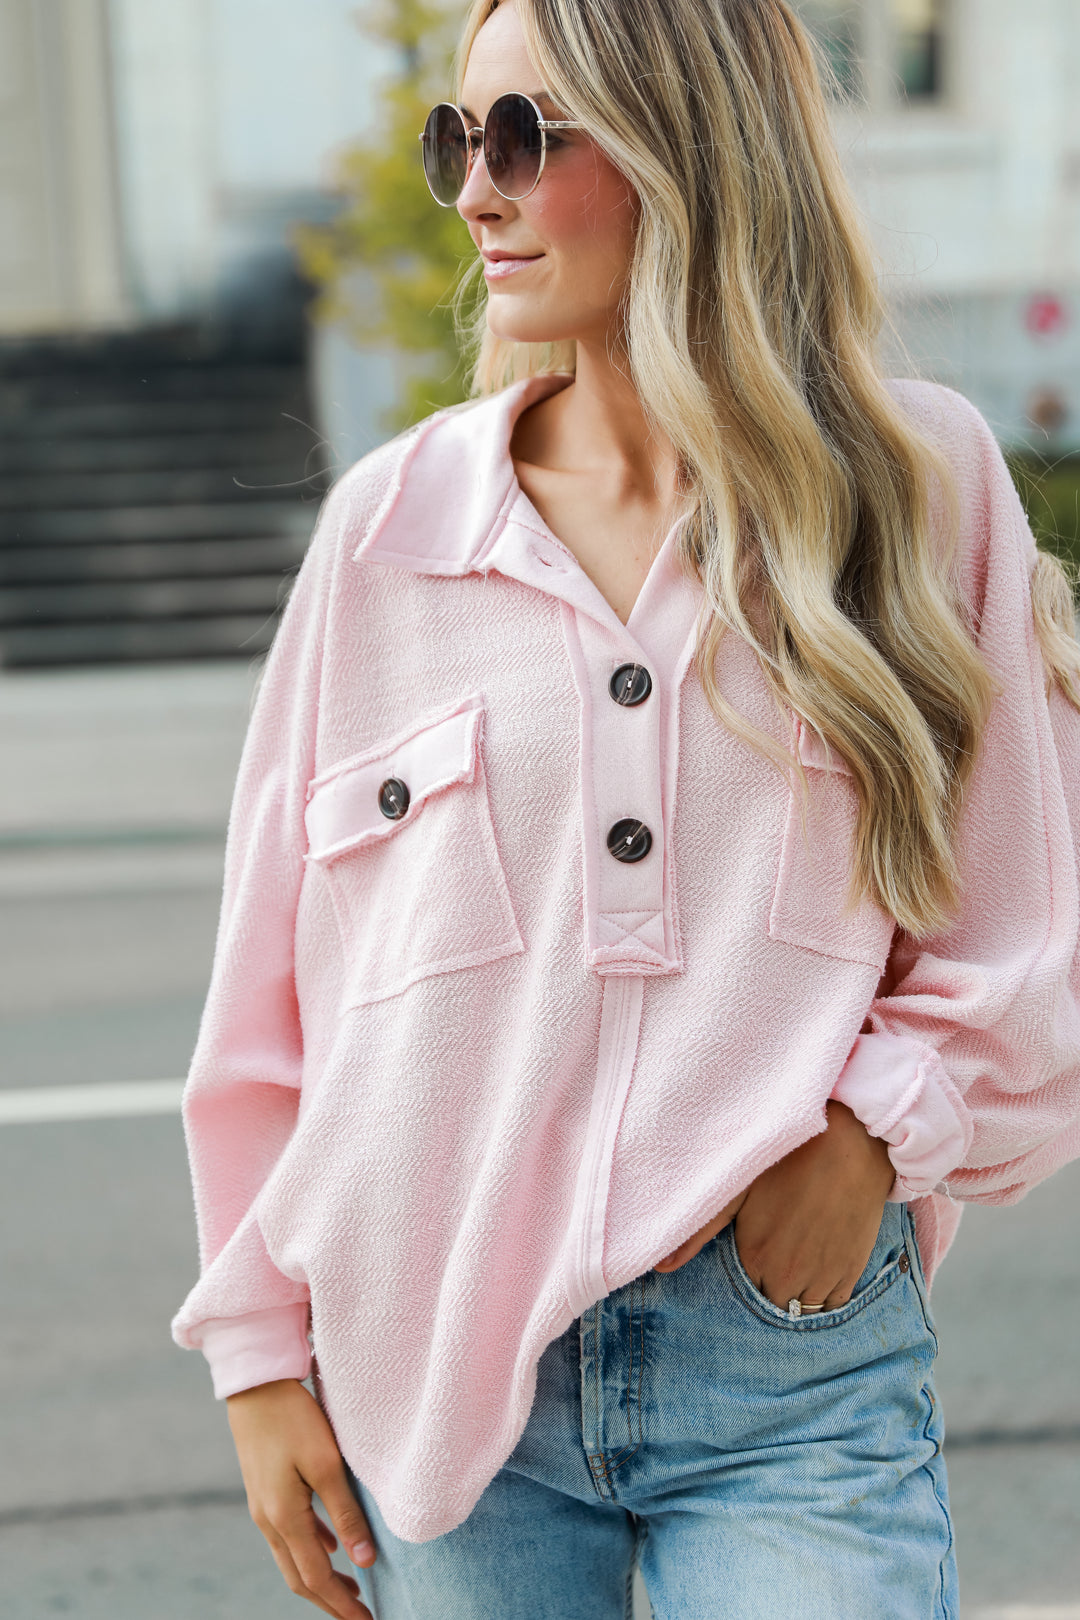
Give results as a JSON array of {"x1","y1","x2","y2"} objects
[
  {"x1": 293, "y1": 0, "x2": 481, "y2": 432},
  {"x1": 1007, "y1": 452, "x2": 1080, "y2": 591}
]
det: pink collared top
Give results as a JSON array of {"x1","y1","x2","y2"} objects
[{"x1": 172, "y1": 371, "x2": 1080, "y2": 1543}]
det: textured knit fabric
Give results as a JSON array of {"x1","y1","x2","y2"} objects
[{"x1": 172, "y1": 370, "x2": 1080, "y2": 1543}]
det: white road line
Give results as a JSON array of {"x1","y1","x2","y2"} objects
[
  {"x1": 0, "y1": 1079, "x2": 185, "y2": 1125},
  {"x1": 972, "y1": 1609, "x2": 1080, "y2": 1618}
]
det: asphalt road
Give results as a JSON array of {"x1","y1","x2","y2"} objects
[{"x1": 1, "y1": 663, "x2": 1077, "y2": 1619}]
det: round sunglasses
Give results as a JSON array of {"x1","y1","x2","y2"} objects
[{"x1": 418, "y1": 91, "x2": 585, "y2": 206}]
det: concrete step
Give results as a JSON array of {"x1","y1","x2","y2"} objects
[
  {"x1": 0, "y1": 362, "x2": 307, "y2": 410},
  {"x1": 0, "y1": 325, "x2": 320, "y2": 668},
  {"x1": 2, "y1": 534, "x2": 311, "y2": 585},
  {"x1": 0, "y1": 397, "x2": 309, "y2": 440},
  {"x1": 0, "y1": 464, "x2": 326, "y2": 511},
  {"x1": 0, "y1": 501, "x2": 315, "y2": 545},
  {"x1": 0, "y1": 615, "x2": 278, "y2": 666},
  {"x1": 0, "y1": 574, "x2": 292, "y2": 626},
  {"x1": 0, "y1": 429, "x2": 318, "y2": 475}
]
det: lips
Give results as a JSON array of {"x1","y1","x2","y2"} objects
[{"x1": 482, "y1": 253, "x2": 544, "y2": 280}]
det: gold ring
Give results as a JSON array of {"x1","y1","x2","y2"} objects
[{"x1": 787, "y1": 1297, "x2": 826, "y2": 1318}]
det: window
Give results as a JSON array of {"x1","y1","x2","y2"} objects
[
  {"x1": 892, "y1": 0, "x2": 945, "y2": 100},
  {"x1": 797, "y1": 2, "x2": 863, "y2": 100},
  {"x1": 797, "y1": 0, "x2": 947, "y2": 108}
]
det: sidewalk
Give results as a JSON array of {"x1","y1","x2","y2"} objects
[{"x1": 0, "y1": 658, "x2": 257, "y2": 898}]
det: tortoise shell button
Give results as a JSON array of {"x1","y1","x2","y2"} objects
[
  {"x1": 898, "y1": 1252, "x2": 910, "y2": 1274},
  {"x1": 378, "y1": 777, "x2": 410, "y2": 820},
  {"x1": 607, "y1": 819, "x2": 652, "y2": 863},
  {"x1": 609, "y1": 663, "x2": 652, "y2": 706}
]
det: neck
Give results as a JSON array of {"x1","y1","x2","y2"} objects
[{"x1": 530, "y1": 340, "x2": 684, "y2": 507}]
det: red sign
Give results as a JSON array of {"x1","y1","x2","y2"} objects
[{"x1": 1025, "y1": 294, "x2": 1069, "y2": 338}]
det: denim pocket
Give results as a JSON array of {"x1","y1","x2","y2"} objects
[{"x1": 718, "y1": 1201, "x2": 909, "y2": 1331}]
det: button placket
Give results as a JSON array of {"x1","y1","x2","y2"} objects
[
  {"x1": 488, "y1": 501, "x2": 702, "y2": 976},
  {"x1": 561, "y1": 609, "x2": 670, "y2": 970},
  {"x1": 606, "y1": 661, "x2": 655, "y2": 866}
]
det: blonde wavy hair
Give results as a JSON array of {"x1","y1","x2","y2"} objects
[{"x1": 448, "y1": 0, "x2": 1080, "y2": 939}]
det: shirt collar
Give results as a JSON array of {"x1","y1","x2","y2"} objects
[{"x1": 352, "y1": 371, "x2": 575, "y2": 577}]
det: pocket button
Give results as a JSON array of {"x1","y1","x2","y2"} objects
[
  {"x1": 898, "y1": 1251, "x2": 910, "y2": 1273},
  {"x1": 378, "y1": 777, "x2": 410, "y2": 820}
]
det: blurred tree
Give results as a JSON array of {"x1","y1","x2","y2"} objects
[
  {"x1": 1008, "y1": 452, "x2": 1080, "y2": 592},
  {"x1": 293, "y1": 0, "x2": 481, "y2": 432}
]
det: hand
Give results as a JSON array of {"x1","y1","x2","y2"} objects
[
  {"x1": 227, "y1": 1378, "x2": 376, "y2": 1620},
  {"x1": 653, "y1": 1101, "x2": 895, "y2": 1309}
]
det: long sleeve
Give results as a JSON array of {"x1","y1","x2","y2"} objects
[
  {"x1": 170, "y1": 474, "x2": 348, "y2": 1397},
  {"x1": 833, "y1": 389, "x2": 1080, "y2": 1204}
]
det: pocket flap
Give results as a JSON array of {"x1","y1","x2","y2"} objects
[{"x1": 305, "y1": 694, "x2": 484, "y2": 862}]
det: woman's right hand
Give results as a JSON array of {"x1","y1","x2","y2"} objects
[{"x1": 227, "y1": 1378, "x2": 377, "y2": 1620}]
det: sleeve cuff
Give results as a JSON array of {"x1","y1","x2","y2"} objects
[
  {"x1": 192, "y1": 1304, "x2": 313, "y2": 1400},
  {"x1": 831, "y1": 1032, "x2": 974, "y2": 1201}
]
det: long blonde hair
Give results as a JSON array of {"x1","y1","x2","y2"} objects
[{"x1": 448, "y1": 0, "x2": 1080, "y2": 939}]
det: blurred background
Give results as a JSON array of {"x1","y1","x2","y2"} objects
[{"x1": 1, "y1": 1, "x2": 1078, "y2": 1615}]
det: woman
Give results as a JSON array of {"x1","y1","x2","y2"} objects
[{"x1": 172, "y1": 0, "x2": 1080, "y2": 1615}]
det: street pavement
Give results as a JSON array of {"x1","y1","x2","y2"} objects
[{"x1": 0, "y1": 661, "x2": 1077, "y2": 1618}]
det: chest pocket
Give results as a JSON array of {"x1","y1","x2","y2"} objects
[
  {"x1": 304, "y1": 692, "x2": 524, "y2": 1008},
  {"x1": 767, "y1": 718, "x2": 896, "y2": 971}
]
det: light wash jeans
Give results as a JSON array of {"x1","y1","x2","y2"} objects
[{"x1": 348, "y1": 1202, "x2": 958, "y2": 1618}]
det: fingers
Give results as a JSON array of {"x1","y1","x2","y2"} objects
[
  {"x1": 261, "y1": 1522, "x2": 370, "y2": 1620},
  {"x1": 255, "y1": 1500, "x2": 372, "y2": 1620},
  {"x1": 227, "y1": 1379, "x2": 376, "y2": 1620},
  {"x1": 735, "y1": 1220, "x2": 848, "y2": 1310},
  {"x1": 730, "y1": 1134, "x2": 888, "y2": 1308},
  {"x1": 313, "y1": 1457, "x2": 379, "y2": 1570},
  {"x1": 748, "y1": 1258, "x2": 859, "y2": 1311},
  {"x1": 745, "y1": 1252, "x2": 843, "y2": 1311}
]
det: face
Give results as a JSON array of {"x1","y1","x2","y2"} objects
[{"x1": 456, "y1": 0, "x2": 639, "y2": 350}]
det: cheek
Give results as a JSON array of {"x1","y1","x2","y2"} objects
[{"x1": 529, "y1": 157, "x2": 638, "y2": 268}]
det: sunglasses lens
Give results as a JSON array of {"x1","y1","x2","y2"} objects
[
  {"x1": 421, "y1": 104, "x2": 469, "y2": 204},
  {"x1": 484, "y1": 93, "x2": 543, "y2": 200}
]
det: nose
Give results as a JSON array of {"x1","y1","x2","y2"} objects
[{"x1": 456, "y1": 128, "x2": 507, "y2": 220}]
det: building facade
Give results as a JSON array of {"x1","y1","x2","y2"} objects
[
  {"x1": 0, "y1": 0, "x2": 390, "y2": 341},
  {"x1": 804, "y1": 0, "x2": 1080, "y2": 449},
  {"x1": 1, "y1": 0, "x2": 1078, "y2": 450}
]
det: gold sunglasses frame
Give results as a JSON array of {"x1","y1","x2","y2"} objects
[{"x1": 418, "y1": 92, "x2": 586, "y2": 206}]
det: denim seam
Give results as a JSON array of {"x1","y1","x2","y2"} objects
[
  {"x1": 903, "y1": 1207, "x2": 942, "y2": 1352},
  {"x1": 719, "y1": 1228, "x2": 904, "y2": 1330},
  {"x1": 633, "y1": 1520, "x2": 652, "y2": 1620},
  {"x1": 623, "y1": 1548, "x2": 635, "y2": 1620},
  {"x1": 588, "y1": 1451, "x2": 613, "y2": 1493},
  {"x1": 604, "y1": 1274, "x2": 646, "y2": 1474},
  {"x1": 918, "y1": 1380, "x2": 955, "y2": 1619},
  {"x1": 584, "y1": 1300, "x2": 617, "y2": 1500},
  {"x1": 904, "y1": 1209, "x2": 954, "y2": 1618},
  {"x1": 592, "y1": 1299, "x2": 603, "y2": 1454}
]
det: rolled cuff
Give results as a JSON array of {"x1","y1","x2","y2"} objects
[
  {"x1": 192, "y1": 1304, "x2": 313, "y2": 1400},
  {"x1": 831, "y1": 1032, "x2": 974, "y2": 1201}
]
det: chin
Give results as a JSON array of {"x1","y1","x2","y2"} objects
[{"x1": 485, "y1": 309, "x2": 574, "y2": 347}]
